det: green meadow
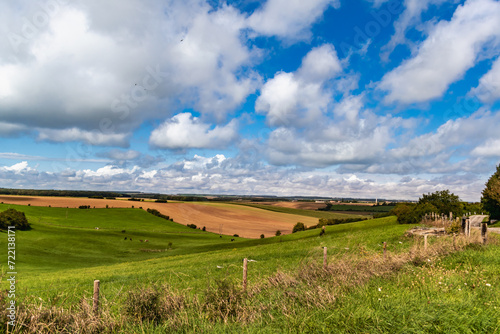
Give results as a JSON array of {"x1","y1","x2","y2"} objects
[{"x1": 0, "y1": 203, "x2": 499, "y2": 333}]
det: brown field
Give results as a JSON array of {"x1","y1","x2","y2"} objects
[
  {"x1": 0, "y1": 195, "x2": 319, "y2": 238},
  {"x1": 255, "y1": 201, "x2": 328, "y2": 210}
]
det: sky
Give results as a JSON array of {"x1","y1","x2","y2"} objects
[{"x1": 1, "y1": 0, "x2": 500, "y2": 202}]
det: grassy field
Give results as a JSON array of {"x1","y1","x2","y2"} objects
[
  {"x1": 1, "y1": 203, "x2": 499, "y2": 333},
  {"x1": 231, "y1": 202, "x2": 368, "y2": 219}
]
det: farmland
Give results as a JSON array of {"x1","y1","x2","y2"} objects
[{"x1": 0, "y1": 201, "x2": 499, "y2": 333}]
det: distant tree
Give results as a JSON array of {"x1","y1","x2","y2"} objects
[
  {"x1": 482, "y1": 164, "x2": 500, "y2": 220},
  {"x1": 292, "y1": 222, "x2": 306, "y2": 233},
  {"x1": 0, "y1": 209, "x2": 31, "y2": 230},
  {"x1": 418, "y1": 190, "x2": 462, "y2": 217},
  {"x1": 275, "y1": 230, "x2": 281, "y2": 236},
  {"x1": 260, "y1": 234, "x2": 265, "y2": 239},
  {"x1": 390, "y1": 202, "x2": 438, "y2": 224}
]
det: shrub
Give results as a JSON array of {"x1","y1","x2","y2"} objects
[
  {"x1": 292, "y1": 222, "x2": 306, "y2": 233},
  {"x1": 187, "y1": 224, "x2": 197, "y2": 229},
  {"x1": 0, "y1": 209, "x2": 31, "y2": 230},
  {"x1": 260, "y1": 234, "x2": 265, "y2": 239},
  {"x1": 202, "y1": 226, "x2": 206, "y2": 231},
  {"x1": 203, "y1": 278, "x2": 243, "y2": 322},
  {"x1": 275, "y1": 230, "x2": 281, "y2": 236},
  {"x1": 233, "y1": 234, "x2": 239, "y2": 237}
]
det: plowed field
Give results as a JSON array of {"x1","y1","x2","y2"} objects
[{"x1": 0, "y1": 196, "x2": 318, "y2": 238}]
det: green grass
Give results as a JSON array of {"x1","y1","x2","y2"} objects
[
  {"x1": 231, "y1": 202, "x2": 368, "y2": 218},
  {"x1": 1, "y1": 203, "x2": 500, "y2": 333},
  {"x1": 325, "y1": 204, "x2": 396, "y2": 212}
]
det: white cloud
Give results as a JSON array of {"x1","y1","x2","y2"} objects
[
  {"x1": 471, "y1": 139, "x2": 500, "y2": 157},
  {"x1": 149, "y1": 113, "x2": 238, "y2": 149},
  {"x1": 37, "y1": 128, "x2": 129, "y2": 147},
  {"x1": 381, "y1": 0, "x2": 449, "y2": 61},
  {"x1": 256, "y1": 44, "x2": 341, "y2": 127},
  {"x1": 470, "y1": 57, "x2": 500, "y2": 103},
  {"x1": 1, "y1": 161, "x2": 31, "y2": 173},
  {"x1": 247, "y1": 0, "x2": 340, "y2": 39},
  {"x1": 0, "y1": 0, "x2": 261, "y2": 143},
  {"x1": 379, "y1": 0, "x2": 500, "y2": 104}
]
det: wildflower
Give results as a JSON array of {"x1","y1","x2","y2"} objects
[
  {"x1": 378, "y1": 287, "x2": 382, "y2": 292},
  {"x1": 486, "y1": 283, "x2": 491, "y2": 287}
]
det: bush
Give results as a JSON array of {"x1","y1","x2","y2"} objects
[
  {"x1": 260, "y1": 234, "x2": 265, "y2": 239},
  {"x1": 292, "y1": 222, "x2": 306, "y2": 233},
  {"x1": 79, "y1": 205, "x2": 90, "y2": 209},
  {"x1": 202, "y1": 226, "x2": 206, "y2": 231},
  {"x1": 187, "y1": 224, "x2": 197, "y2": 229},
  {"x1": 390, "y1": 202, "x2": 438, "y2": 224},
  {"x1": 0, "y1": 209, "x2": 31, "y2": 230},
  {"x1": 275, "y1": 230, "x2": 281, "y2": 236},
  {"x1": 146, "y1": 208, "x2": 170, "y2": 221}
]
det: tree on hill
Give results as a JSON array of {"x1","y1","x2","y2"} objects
[
  {"x1": 482, "y1": 164, "x2": 500, "y2": 220},
  {"x1": 0, "y1": 209, "x2": 31, "y2": 230},
  {"x1": 418, "y1": 190, "x2": 462, "y2": 217}
]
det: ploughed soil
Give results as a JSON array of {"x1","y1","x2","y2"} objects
[{"x1": 0, "y1": 196, "x2": 319, "y2": 238}]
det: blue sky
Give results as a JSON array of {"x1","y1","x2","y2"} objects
[{"x1": 1, "y1": 0, "x2": 500, "y2": 201}]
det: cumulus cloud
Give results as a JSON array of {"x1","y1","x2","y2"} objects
[
  {"x1": 379, "y1": 0, "x2": 500, "y2": 104},
  {"x1": 247, "y1": 0, "x2": 340, "y2": 39},
  {"x1": 381, "y1": 0, "x2": 449, "y2": 61},
  {"x1": 256, "y1": 44, "x2": 341, "y2": 127},
  {"x1": 0, "y1": 158, "x2": 488, "y2": 201},
  {"x1": 470, "y1": 57, "x2": 500, "y2": 103},
  {"x1": 0, "y1": 0, "x2": 261, "y2": 144},
  {"x1": 149, "y1": 113, "x2": 238, "y2": 149}
]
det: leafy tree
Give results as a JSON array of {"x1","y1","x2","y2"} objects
[
  {"x1": 0, "y1": 209, "x2": 31, "y2": 230},
  {"x1": 482, "y1": 164, "x2": 500, "y2": 220},
  {"x1": 292, "y1": 222, "x2": 306, "y2": 233},
  {"x1": 418, "y1": 190, "x2": 462, "y2": 216},
  {"x1": 390, "y1": 202, "x2": 438, "y2": 224},
  {"x1": 275, "y1": 230, "x2": 281, "y2": 236}
]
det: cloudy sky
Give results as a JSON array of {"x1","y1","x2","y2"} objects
[{"x1": 1, "y1": 0, "x2": 500, "y2": 201}]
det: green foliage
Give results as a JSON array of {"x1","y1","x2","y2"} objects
[
  {"x1": 260, "y1": 234, "x2": 265, "y2": 239},
  {"x1": 418, "y1": 190, "x2": 462, "y2": 216},
  {"x1": 481, "y1": 164, "x2": 500, "y2": 219},
  {"x1": 275, "y1": 230, "x2": 281, "y2": 236},
  {"x1": 319, "y1": 204, "x2": 395, "y2": 212},
  {"x1": 0, "y1": 208, "x2": 31, "y2": 230},
  {"x1": 390, "y1": 202, "x2": 438, "y2": 224},
  {"x1": 187, "y1": 224, "x2": 197, "y2": 229},
  {"x1": 316, "y1": 217, "x2": 367, "y2": 227},
  {"x1": 292, "y1": 222, "x2": 306, "y2": 233},
  {"x1": 147, "y1": 208, "x2": 170, "y2": 221}
]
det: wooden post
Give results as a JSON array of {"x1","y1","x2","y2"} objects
[
  {"x1": 93, "y1": 280, "x2": 100, "y2": 315},
  {"x1": 466, "y1": 219, "x2": 470, "y2": 238},
  {"x1": 424, "y1": 235, "x2": 428, "y2": 251},
  {"x1": 323, "y1": 247, "x2": 327, "y2": 270},
  {"x1": 481, "y1": 223, "x2": 488, "y2": 245},
  {"x1": 461, "y1": 217, "x2": 466, "y2": 234},
  {"x1": 242, "y1": 258, "x2": 248, "y2": 292},
  {"x1": 450, "y1": 212, "x2": 453, "y2": 221},
  {"x1": 383, "y1": 242, "x2": 387, "y2": 259}
]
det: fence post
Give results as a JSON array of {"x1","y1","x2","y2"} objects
[
  {"x1": 481, "y1": 223, "x2": 488, "y2": 245},
  {"x1": 93, "y1": 280, "x2": 100, "y2": 315},
  {"x1": 424, "y1": 235, "x2": 428, "y2": 251},
  {"x1": 461, "y1": 217, "x2": 466, "y2": 234},
  {"x1": 242, "y1": 258, "x2": 248, "y2": 292},
  {"x1": 383, "y1": 242, "x2": 387, "y2": 259},
  {"x1": 323, "y1": 247, "x2": 327, "y2": 270}
]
